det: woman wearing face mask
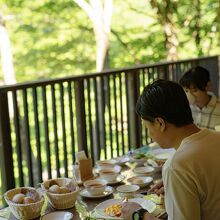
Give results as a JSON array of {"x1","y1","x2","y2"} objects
[{"x1": 179, "y1": 66, "x2": 220, "y2": 130}]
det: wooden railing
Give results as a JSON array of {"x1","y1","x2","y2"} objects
[{"x1": 0, "y1": 56, "x2": 219, "y2": 195}]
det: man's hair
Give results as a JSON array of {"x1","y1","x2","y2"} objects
[
  {"x1": 136, "y1": 79, "x2": 193, "y2": 127},
  {"x1": 179, "y1": 66, "x2": 210, "y2": 91}
]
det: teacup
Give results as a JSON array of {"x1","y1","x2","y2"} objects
[
  {"x1": 99, "y1": 168, "x2": 119, "y2": 182},
  {"x1": 83, "y1": 179, "x2": 107, "y2": 195},
  {"x1": 96, "y1": 159, "x2": 117, "y2": 169}
]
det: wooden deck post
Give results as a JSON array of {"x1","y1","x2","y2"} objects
[
  {"x1": 0, "y1": 91, "x2": 15, "y2": 192},
  {"x1": 74, "y1": 80, "x2": 88, "y2": 156},
  {"x1": 126, "y1": 70, "x2": 141, "y2": 148}
]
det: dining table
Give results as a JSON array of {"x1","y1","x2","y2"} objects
[{"x1": 0, "y1": 147, "x2": 169, "y2": 220}]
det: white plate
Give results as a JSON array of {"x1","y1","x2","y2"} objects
[
  {"x1": 133, "y1": 166, "x2": 154, "y2": 175},
  {"x1": 116, "y1": 184, "x2": 140, "y2": 193},
  {"x1": 94, "y1": 198, "x2": 156, "y2": 219},
  {"x1": 107, "y1": 174, "x2": 126, "y2": 185},
  {"x1": 80, "y1": 186, "x2": 113, "y2": 198},
  {"x1": 127, "y1": 176, "x2": 153, "y2": 188},
  {"x1": 41, "y1": 211, "x2": 73, "y2": 220},
  {"x1": 144, "y1": 161, "x2": 162, "y2": 173},
  {"x1": 115, "y1": 156, "x2": 130, "y2": 165}
]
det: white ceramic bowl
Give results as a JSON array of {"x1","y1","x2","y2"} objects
[
  {"x1": 83, "y1": 179, "x2": 107, "y2": 195},
  {"x1": 127, "y1": 176, "x2": 153, "y2": 188},
  {"x1": 41, "y1": 211, "x2": 73, "y2": 220},
  {"x1": 96, "y1": 159, "x2": 117, "y2": 169},
  {"x1": 116, "y1": 184, "x2": 140, "y2": 193},
  {"x1": 133, "y1": 166, "x2": 155, "y2": 176},
  {"x1": 99, "y1": 168, "x2": 119, "y2": 182}
]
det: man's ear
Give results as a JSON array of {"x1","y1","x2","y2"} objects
[{"x1": 155, "y1": 117, "x2": 166, "y2": 132}]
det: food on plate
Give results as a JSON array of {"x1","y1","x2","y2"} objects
[
  {"x1": 104, "y1": 203, "x2": 123, "y2": 217},
  {"x1": 133, "y1": 153, "x2": 146, "y2": 159}
]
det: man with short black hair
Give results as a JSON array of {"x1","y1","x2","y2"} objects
[
  {"x1": 121, "y1": 79, "x2": 220, "y2": 220},
  {"x1": 179, "y1": 66, "x2": 220, "y2": 130}
]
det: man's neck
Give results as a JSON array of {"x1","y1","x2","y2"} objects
[
  {"x1": 169, "y1": 124, "x2": 201, "y2": 150},
  {"x1": 196, "y1": 94, "x2": 211, "y2": 109}
]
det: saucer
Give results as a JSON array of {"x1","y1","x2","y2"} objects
[
  {"x1": 80, "y1": 186, "x2": 113, "y2": 198},
  {"x1": 106, "y1": 174, "x2": 126, "y2": 185}
]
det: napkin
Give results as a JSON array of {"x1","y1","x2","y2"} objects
[{"x1": 79, "y1": 158, "x2": 94, "y2": 181}]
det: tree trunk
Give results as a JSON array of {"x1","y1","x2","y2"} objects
[{"x1": 73, "y1": 0, "x2": 112, "y2": 71}]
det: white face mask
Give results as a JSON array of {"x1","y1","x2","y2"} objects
[{"x1": 186, "y1": 91, "x2": 196, "y2": 105}]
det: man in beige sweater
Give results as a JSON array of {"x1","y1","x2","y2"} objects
[{"x1": 122, "y1": 79, "x2": 220, "y2": 220}]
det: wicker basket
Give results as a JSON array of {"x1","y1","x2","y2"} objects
[
  {"x1": 4, "y1": 187, "x2": 44, "y2": 220},
  {"x1": 41, "y1": 178, "x2": 79, "y2": 210}
]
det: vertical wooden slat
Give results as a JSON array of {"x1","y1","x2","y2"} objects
[
  {"x1": 87, "y1": 79, "x2": 94, "y2": 161},
  {"x1": 106, "y1": 76, "x2": 113, "y2": 157},
  {"x1": 59, "y1": 83, "x2": 68, "y2": 177},
  {"x1": 42, "y1": 86, "x2": 51, "y2": 179},
  {"x1": 93, "y1": 78, "x2": 101, "y2": 160},
  {"x1": 67, "y1": 82, "x2": 75, "y2": 164},
  {"x1": 97, "y1": 77, "x2": 106, "y2": 158},
  {"x1": 0, "y1": 91, "x2": 15, "y2": 191},
  {"x1": 22, "y1": 89, "x2": 33, "y2": 186},
  {"x1": 125, "y1": 74, "x2": 131, "y2": 150},
  {"x1": 113, "y1": 75, "x2": 119, "y2": 156},
  {"x1": 119, "y1": 75, "x2": 125, "y2": 155},
  {"x1": 126, "y1": 71, "x2": 141, "y2": 148},
  {"x1": 51, "y1": 85, "x2": 60, "y2": 177},
  {"x1": 12, "y1": 91, "x2": 24, "y2": 186},
  {"x1": 74, "y1": 80, "x2": 88, "y2": 155},
  {"x1": 32, "y1": 88, "x2": 43, "y2": 183}
]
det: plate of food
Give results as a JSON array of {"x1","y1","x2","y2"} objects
[{"x1": 94, "y1": 198, "x2": 156, "y2": 219}]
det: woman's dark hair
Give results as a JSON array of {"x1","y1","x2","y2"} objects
[
  {"x1": 179, "y1": 66, "x2": 210, "y2": 91},
  {"x1": 136, "y1": 79, "x2": 193, "y2": 127}
]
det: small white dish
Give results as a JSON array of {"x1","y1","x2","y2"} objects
[
  {"x1": 144, "y1": 160, "x2": 162, "y2": 173},
  {"x1": 80, "y1": 186, "x2": 113, "y2": 198},
  {"x1": 116, "y1": 184, "x2": 140, "y2": 193},
  {"x1": 133, "y1": 166, "x2": 154, "y2": 175},
  {"x1": 115, "y1": 156, "x2": 130, "y2": 165},
  {"x1": 127, "y1": 176, "x2": 153, "y2": 188},
  {"x1": 41, "y1": 211, "x2": 73, "y2": 220},
  {"x1": 107, "y1": 174, "x2": 126, "y2": 185}
]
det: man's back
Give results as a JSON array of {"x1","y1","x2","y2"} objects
[{"x1": 163, "y1": 129, "x2": 220, "y2": 220}]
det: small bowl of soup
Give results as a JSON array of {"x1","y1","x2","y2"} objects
[
  {"x1": 83, "y1": 179, "x2": 107, "y2": 195},
  {"x1": 99, "y1": 168, "x2": 119, "y2": 182}
]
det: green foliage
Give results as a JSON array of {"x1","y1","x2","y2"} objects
[{"x1": 0, "y1": 0, "x2": 219, "y2": 82}]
